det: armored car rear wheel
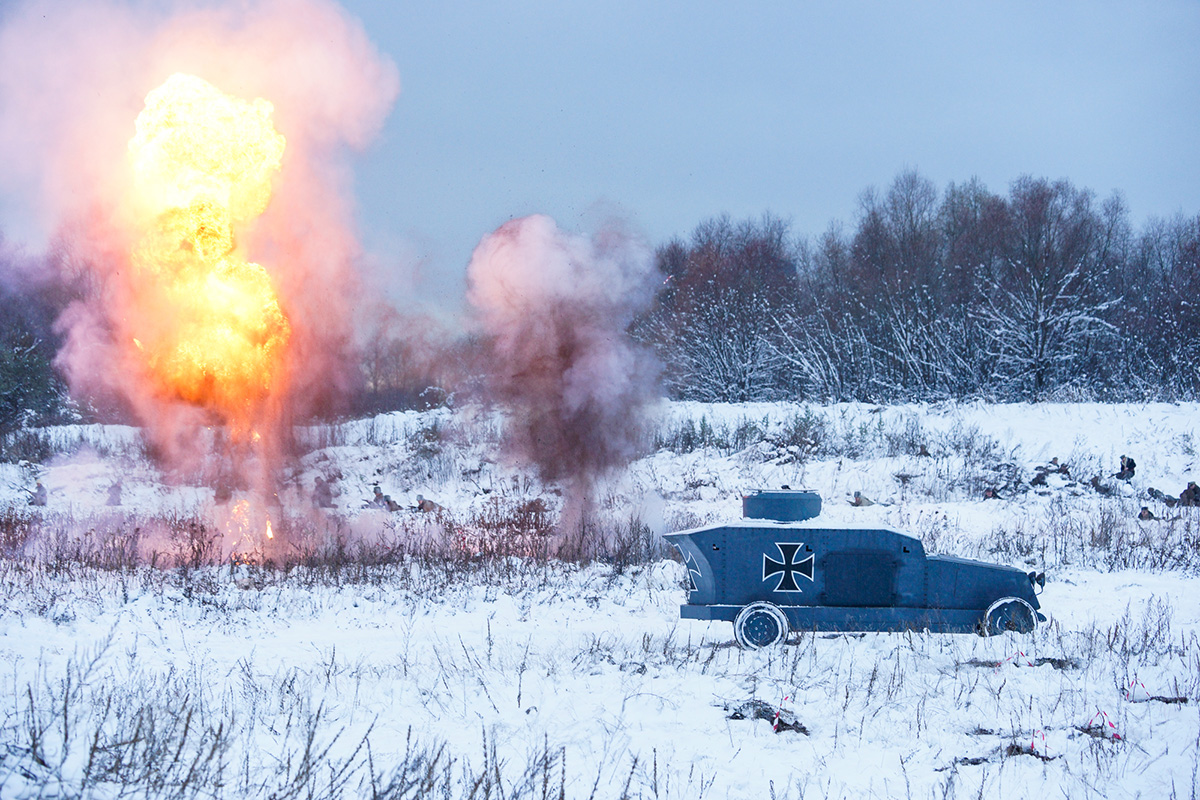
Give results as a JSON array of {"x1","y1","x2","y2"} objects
[
  {"x1": 734, "y1": 602, "x2": 790, "y2": 649},
  {"x1": 981, "y1": 597, "x2": 1037, "y2": 636}
]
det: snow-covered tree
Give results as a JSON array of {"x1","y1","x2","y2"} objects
[
  {"x1": 977, "y1": 178, "x2": 1122, "y2": 398},
  {"x1": 639, "y1": 214, "x2": 798, "y2": 401}
]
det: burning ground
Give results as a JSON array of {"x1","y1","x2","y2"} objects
[{"x1": 1, "y1": 400, "x2": 1198, "y2": 798}]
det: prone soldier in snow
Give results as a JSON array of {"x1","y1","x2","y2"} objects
[
  {"x1": 414, "y1": 494, "x2": 443, "y2": 513},
  {"x1": 981, "y1": 461, "x2": 1024, "y2": 496},
  {"x1": 1150, "y1": 481, "x2": 1200, "y2": 508},
  {"x1": 366, "y1": 485, "x2": 386, "y2": 509},
  {"x1": 849, "y1": 491, "x2": 875, "y2": 507},
  {"x1": 1147, "y1": 486, "x2": 1178, "y2": 507},
  {"x1": 1030, "y1": 457, "x2": 1069, "y2": 487}
]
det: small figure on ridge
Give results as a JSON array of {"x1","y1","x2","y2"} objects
[{"x1": 849, "y1": 491, "x2": 875, "y2": 507}]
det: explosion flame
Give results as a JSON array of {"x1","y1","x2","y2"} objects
[
  {"x1": 127, "y1": 73, "x2": 290, "y2": 437},
  {"x1": 0, "y1": 1, "x2": 400, "y2": 555}
]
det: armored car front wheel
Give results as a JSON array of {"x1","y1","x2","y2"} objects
[
  {"x1": 980, "y1": 597, "x2": 1037, "y2": 637},
  {"x1": 733, "y1": 602, "x2": 790, "y2": 649}
]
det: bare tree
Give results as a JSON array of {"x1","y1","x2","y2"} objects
[
  {"x1": 640, "y1": 214, "x2": 799, "y2": 401},
  {"x1": 1130, "y1": 213, "x2": 1200, "y2": 396},
  {"x1": 977, "y1": 178, "x2": 1122, "y2": 397},
  {"x1": 354, "y1": 305, "x2": 455, "y2": 413},
  {"x1": 841, "y1": 170, "x2": 957, "y2": 397}
]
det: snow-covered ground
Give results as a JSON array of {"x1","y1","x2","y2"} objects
[{"x1": 1, "y1": 402, "x2": 1198, "y2": 798}]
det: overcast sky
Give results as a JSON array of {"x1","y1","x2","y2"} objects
[
  {"x1": 2, "y1": 1, "x2": 1197, "y2": 306},
  {"x1": 337, "y1": 0, "x2": 1200, "y2": 303}
]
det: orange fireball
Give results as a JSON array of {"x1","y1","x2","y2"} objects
[{"x1": 127, "y1": 73, "x2": 290, "y2": 435}]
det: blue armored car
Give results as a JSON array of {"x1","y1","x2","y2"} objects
[{"x1": 663, "y1": 489, "x2": 1046, "y2": 649}]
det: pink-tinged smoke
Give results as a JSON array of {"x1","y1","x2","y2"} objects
[
  {"x1": 0, "y1": 0, "x2": 398, "y2": 479},
  {"x1": 466, "y1": 214, "x2": 661, "y2": 537}
]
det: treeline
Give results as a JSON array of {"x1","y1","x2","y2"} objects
[
  {"x1": 639, "y1": 170, "x2": 1200, "y2": 402},
  {"x1": 3, "y1": 170, "x2": 1199, "y2": 439}
]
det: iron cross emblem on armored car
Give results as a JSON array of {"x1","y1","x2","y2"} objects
[{"x1": 763, "y1": 542, "x2": 814, "y2": 592}]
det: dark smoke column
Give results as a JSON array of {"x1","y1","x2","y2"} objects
[{"x1": 466, "y1": 214, "x2": 660, "y2": 545}]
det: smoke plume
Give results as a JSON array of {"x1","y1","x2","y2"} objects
[
  {"x1": 466, "y1": 214, "x2": 660, "y2": 539},
  {"x1": 0, "y1": 1, "x2": 398, "y2": 509}
]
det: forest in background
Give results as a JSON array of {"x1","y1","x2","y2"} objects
[
  {"x1": 643, "y1": 170, "x2": 1199, "y2": 404},
  {"x1": 3, "y1": 169, "x2": 1199, "y2": 446}
]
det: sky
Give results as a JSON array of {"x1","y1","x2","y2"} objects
[
  {"x1": 1, "y1": 1, "x2": 1198, "y2": 309},
  {"x1": 339, "y1": 0, "x2": 1200, "y2": 305}
]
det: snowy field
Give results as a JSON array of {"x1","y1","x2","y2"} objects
[{"x1": 1, "y1": 401, "x2": 1199, "y2": 799}]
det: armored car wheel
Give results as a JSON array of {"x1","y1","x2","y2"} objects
[
  {"x1": 980, "y1": 597, "x2": 1037, "y2": 637},
  {"x1": 733, "y1": 602, "x2": 790, "y2": 649}
]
